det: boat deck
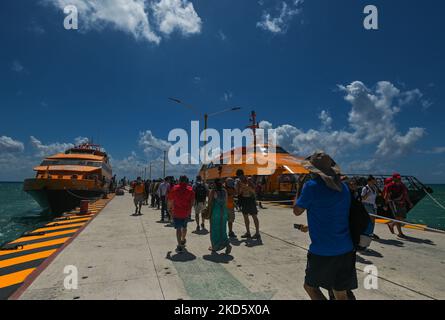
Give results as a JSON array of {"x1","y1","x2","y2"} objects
[{"x1": 7, "y1": 192, "x2": 444, "y2": 300}]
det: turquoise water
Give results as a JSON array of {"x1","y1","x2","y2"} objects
[
  {"x1": 0, "y1": 182, "x2": 53, "y2": 246},
  {"x1": 0, "y1": 182, "x2": 444, "y2": 246},
  {"x1": 408, "y1": 184, "x2": 445, "y2": 231}
]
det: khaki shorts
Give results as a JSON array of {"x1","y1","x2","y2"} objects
[
  {"x1": 389, "y1": 201, "x2": 408, "y2": 219},
  {"x1": 195, "y1": 202, "x2": 205, "y2": 220},
  {"x1": 134, "y1": 194, "x2": 144, "y2": 206}
]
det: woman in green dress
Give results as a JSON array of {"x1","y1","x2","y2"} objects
[{"x1": 208, "y1": 179, "x2": 232, "y2": 254}]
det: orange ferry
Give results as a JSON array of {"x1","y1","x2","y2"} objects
[
  {"x1": 199, "y1": 111, "x2": 433, "y2": 206},
  {"x1": 23, "y1": 143, "x2": 112, "y2": 214}
]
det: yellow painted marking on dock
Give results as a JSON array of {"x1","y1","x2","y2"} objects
[
  {"x1": 0, "y1": 197, "x2": 114, "y2": 297},
  {"x1": 0, "y1": 268, "x2": 35, "y2": 289},
  {"x1": 375, "y1": 219, "x2": 427, "y2": 230},
  {"x1": 0, "y1": 237, "x2": 70, "y2": 256},
  {"x1": 10, "y1": 229, "x2": 78, "y2": 244},
  {"x1": 0, "y1": 249, "x2": 57, "y2": 269},
  {"x1": 404, "y1": 225, "x2": 427, "y2": 231},
  {"x1": 62, "y1": 213, "x2": 95, "y2": 218},
  {"x1": 45, "y1": 217, "x2": 90, "y2": 226},
  {"x1": 33, "y1": 222, "x2": 85, "y2": 233}
]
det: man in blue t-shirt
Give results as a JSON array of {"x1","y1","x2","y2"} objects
[{"x1": 293, "y1": 152, "x2": 357, "y2": 300}]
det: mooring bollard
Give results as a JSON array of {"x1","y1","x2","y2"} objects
[{"x1": 80, "y1": 200, "x2": 89, "y2": 214}]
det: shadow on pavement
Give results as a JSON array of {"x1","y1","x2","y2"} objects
[
  {"x1": 229, "y1": 238, "x2": 246, "y2": 247},
  {"x1": 359, "y1": 248, "x2": 384, "y2": 258},
  {"x1": 245, "y1": 239, "x2": 263, "y2": 247},
  {"x1": 191, "y1": 229, "x2": 209, "y2": 236},
  {"x1": 166, "y1": 250, "x2": 197, "y2": 262},
  {"x1": 399, "y1": 235, "x2": 436, "y2": 246},
  {"x1": 203, "y1": 252, "x2": 234, "y2": 264},
  {"x1": 374, "y1": 238, "x2": 405, "y2": 247},
  {"x1": 356, "y1": 255, "x2": 373, "y2": 265}
]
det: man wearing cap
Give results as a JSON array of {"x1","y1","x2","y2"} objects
[
  {"x1": 385, "y1": 173, "x2": 413, "y2": 237},
  {"x1": 293, "y1": 152, "x2": 357, "y2": 300}
]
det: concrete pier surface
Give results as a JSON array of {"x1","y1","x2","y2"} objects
[{"x1": 17, "y1": 192, "x2": 445, "y2": 300}]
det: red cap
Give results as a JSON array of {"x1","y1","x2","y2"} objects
[{"x1": 392, "y1": 173, "x2": 401, "y2": 179}]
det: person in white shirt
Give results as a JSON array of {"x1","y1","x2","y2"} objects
[
  {"x1": 361, "y1": 176, "x2": 379, "y2": 240},
  {"x1": 159, "y1": 179, "x2": 171, "y2": 222}
]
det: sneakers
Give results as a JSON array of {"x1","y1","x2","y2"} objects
[
  {"x1": 228, "y1": 231, "x2": 236, "y2": 238},
  {"x1": 371, "y1": 234, "x2": 380, "y2": 240},
  {"x1": 176, "y1": 245, "x2": 183, "y2": 253},
  {"x1": 252, "y1": 233, "x2": 261, "y2": 240},
  {"x1": 196, "y1": 225, "x2": 201, "y2": 232},
  {"x1": 241, "y1": 233, "x2": 251, "y2": 239}
]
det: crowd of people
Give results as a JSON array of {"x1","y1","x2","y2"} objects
[
  {"x1": 128, "y1": 169, "x2": 263, "y2": 254},
  {"x1": 125, "y1": 151, "x2": 413, "y2": 301}
]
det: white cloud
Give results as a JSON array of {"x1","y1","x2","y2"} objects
[
  {"x1": 74, "y1": 136, "x2": 90, "y2": 145},
  {"x1": 257, "y1": 0, "x2": 303, "y2": 34},
  {"x1": 259, "y1": 80, "x2": 427, "y2": 172},
  {"x1": 138, "y1": 130, "x2": 171, "y2": 157},
  {"x1": 318, "y1": 110, "x2": 332, "y2": 130},
  {"x1": 423, "y1": 147, "x2": 445, "y2": 155},
  {"x1": 223, "y1": 92, "x2": 233, "y2": 102},
  {"x1": 30, "y1": 136, "x2": 74, "y2": 157},
  {"x1": 0, "y1": 136, "x2": 25, "y2": 153},
  {"x1": 11, "y1": 60, "x2": 24, "y2": 73},
  {"x1": 114, "y1": 130, "x2": 199, "y2": 179},
  {"x1": 0, "y1": 153, "x2": 35, "y2": 181},
  {"x1": 46, "y1": 0, "x2": 161, "y2": 43},
  {"x1": 218, "y1": 30, "x2": 227, "y2": 41},
  {"x1": 152, "y1": 0, "x2": 202, "y2": 36},
  {"x1": 45, "y1": 0, "x2": 202, "y2": 44}
]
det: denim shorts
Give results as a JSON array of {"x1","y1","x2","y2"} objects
[{"x1": 173, "y1": 218, "x2": 188, "y2": 230}]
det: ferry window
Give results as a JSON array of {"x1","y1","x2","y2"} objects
[{"x1": 40, "y1": 159, "x2": 102, "y2": 167}]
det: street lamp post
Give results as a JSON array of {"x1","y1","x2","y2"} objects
[
  {"x1": 163, "y1": 150, "x2": 166, "y2": 179},
  {"x1": 169, "y1": 97, "x2": 241, "y2": 165},
  {"x1": 145, "y1": 146, "x2": 167, "y2": 179},
  {"x1": 149, "y1": 162, "x2": 152, "y2": 180}
]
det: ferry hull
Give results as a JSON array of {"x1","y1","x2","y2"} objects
[
  {"x1": 24, "y1": 179, "x2": 106, "y2": 214},
  {"x1": 25, "y1": 189, "x2": 104, "y2": 214}
]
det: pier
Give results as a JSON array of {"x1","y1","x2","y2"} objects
[{"x1": 5, "y1": 192, "x2": 445, "y2": 300}]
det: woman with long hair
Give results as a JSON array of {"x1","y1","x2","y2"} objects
[{"x1": 208, "y1": 179, "x2": 232, "y2": 254}]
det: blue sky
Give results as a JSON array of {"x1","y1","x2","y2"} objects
[{"x1": 0, "y1": 0, "x2": 444, "y2": 182}]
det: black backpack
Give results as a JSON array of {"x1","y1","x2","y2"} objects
[
  {"x1": 349, "y1": 194, "x2": 371, "y2": 248},
  {"x1": 195, "y1": 183, "x2": 207, "y2": 203}
]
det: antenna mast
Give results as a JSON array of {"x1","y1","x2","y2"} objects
[{"x1": 246, "y1": 111, "x2": 260, "y2": 154}]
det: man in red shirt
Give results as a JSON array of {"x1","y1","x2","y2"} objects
[
  {"x1": 385, "y1": 173, "x2": 413, "y2": 237},
  {"x1": 168, "y1": 176, "x2": 195, "y2": 252}
]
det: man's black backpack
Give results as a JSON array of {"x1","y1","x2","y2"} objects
[
  {"x1": 195, "y1": 183, "x2": 207, "y2": 203},
  {"x1": 349, "y1": 194, "x2": 371, "y2": 247}
]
